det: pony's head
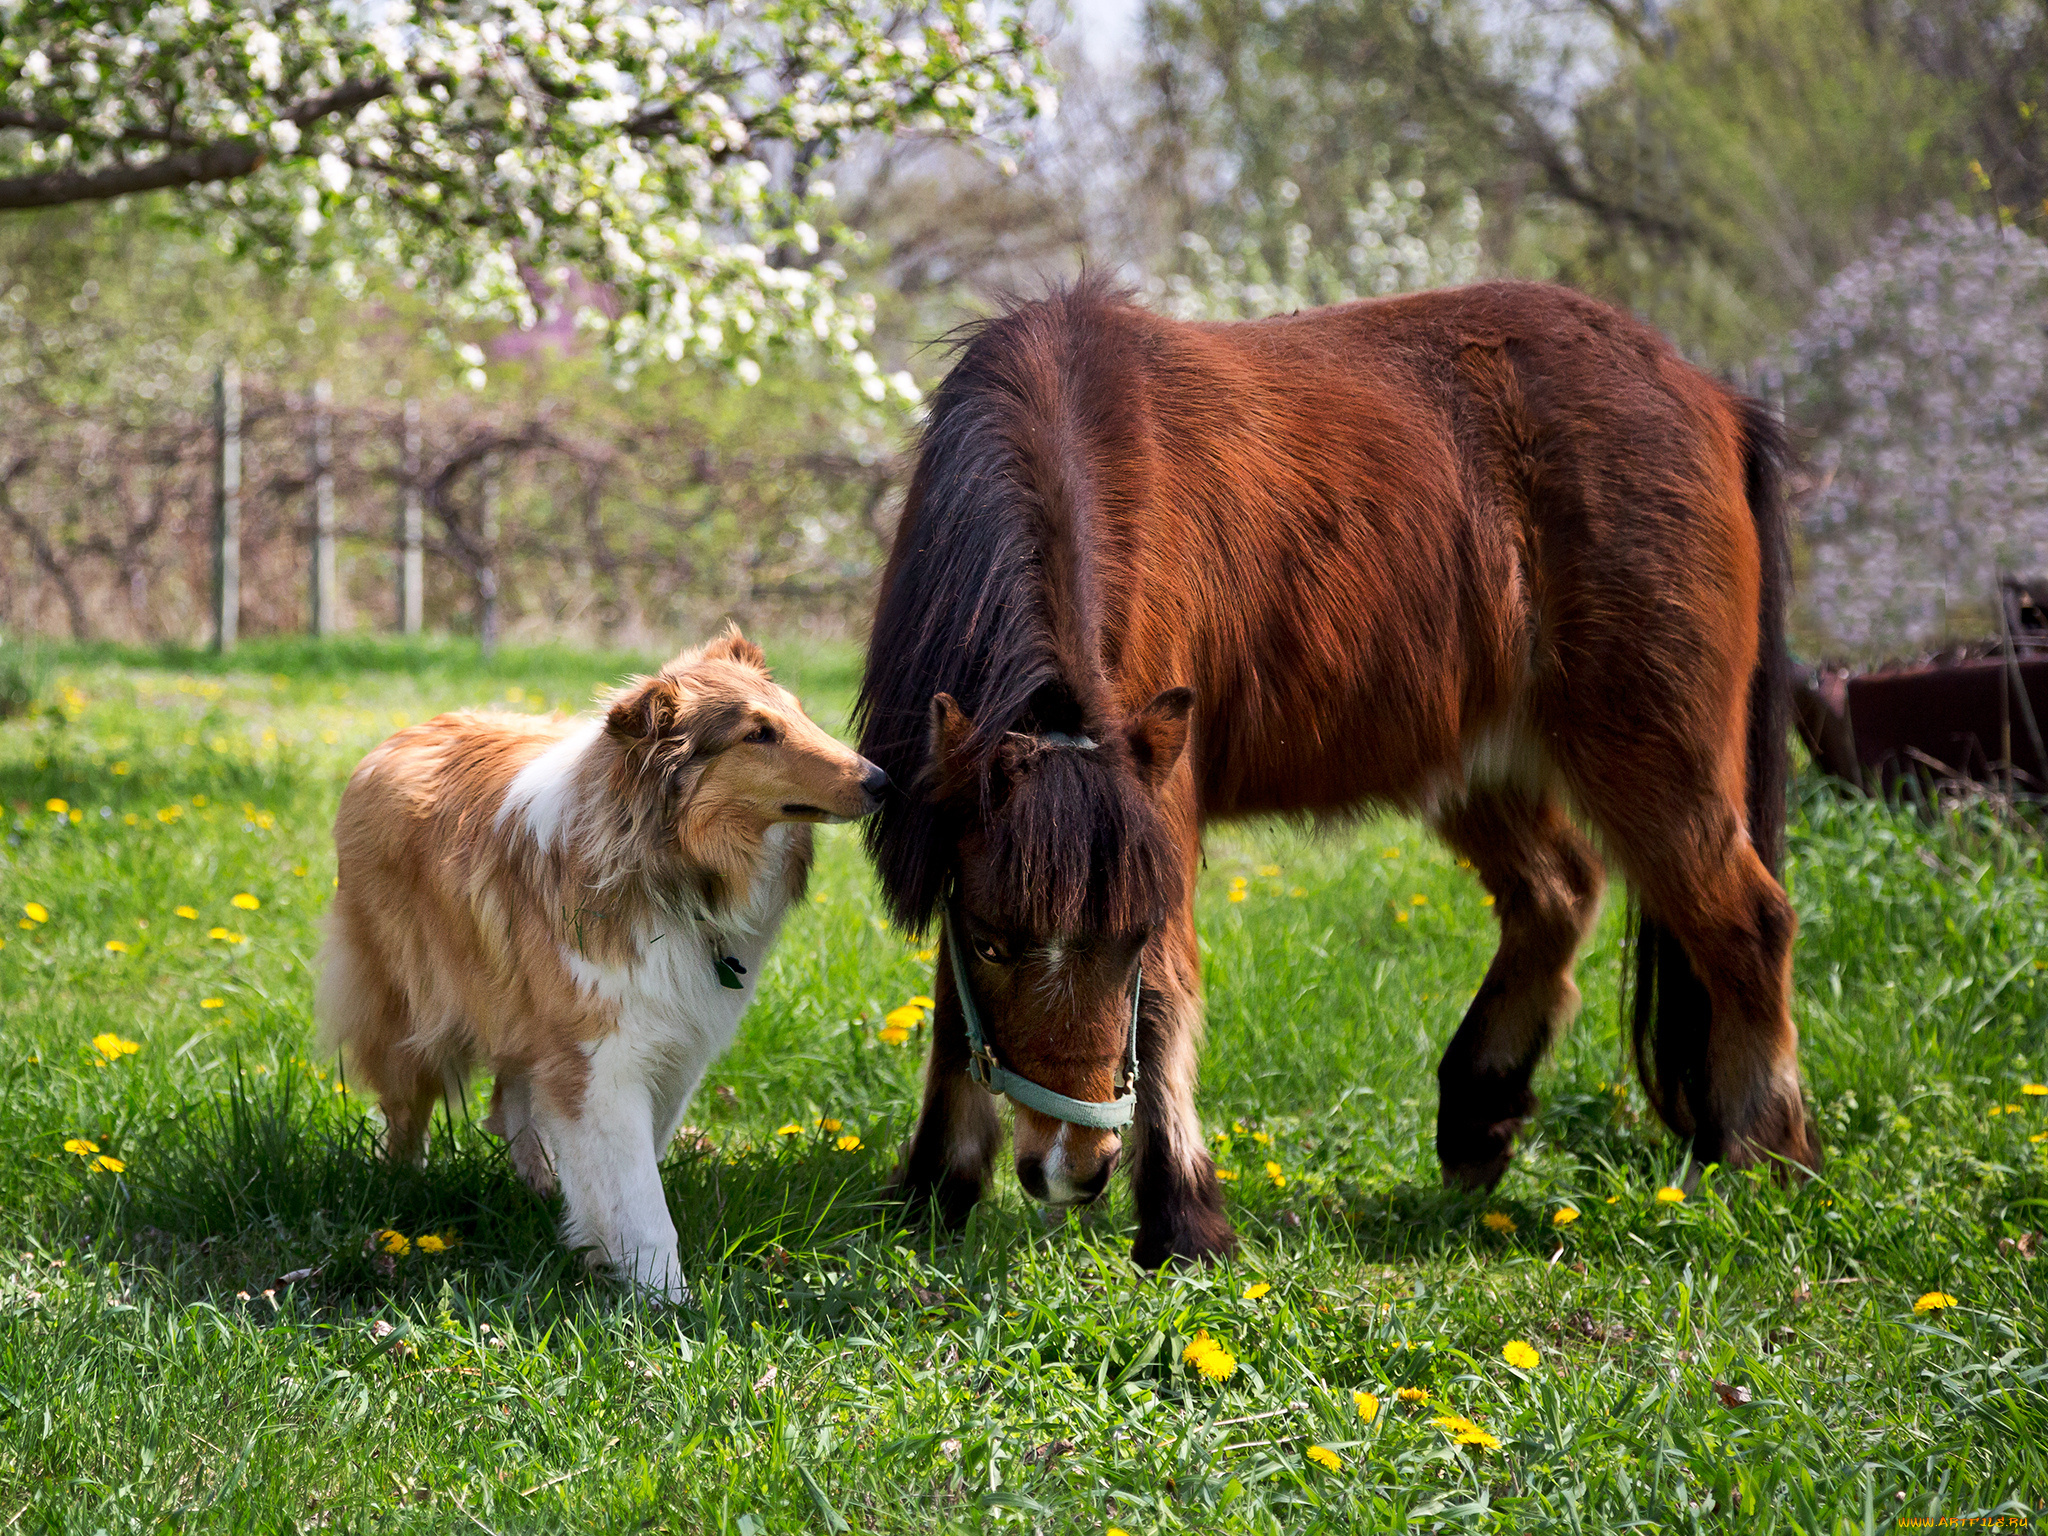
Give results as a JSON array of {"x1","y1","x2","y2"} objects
[{"x1": 922, "y1": 686, "x2": 1193, "y2": 1205}]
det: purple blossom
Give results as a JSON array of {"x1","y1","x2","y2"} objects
[{"x1": 1773, "y1": 209, "x2": 2048, "y2": 655}]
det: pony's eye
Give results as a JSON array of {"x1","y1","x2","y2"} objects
[
  {"x1": 743, "y1": 724, "x2": 778, "y2": 745},
  {"x1": 971, "y1": 935, "x2": 1010, "y2": 966}
]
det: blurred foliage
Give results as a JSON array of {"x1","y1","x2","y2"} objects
[{"x1": 1135, "y1": 0, "x2": 2041, "y2": 363}]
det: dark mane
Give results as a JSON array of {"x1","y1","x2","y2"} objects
[{"x1": 855, "y1": 276, "x2": 1145, "y2": 932}]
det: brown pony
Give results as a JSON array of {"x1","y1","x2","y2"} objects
[{"x1": 854, "y1": 277, "x2": 1818, "y2": 1268}]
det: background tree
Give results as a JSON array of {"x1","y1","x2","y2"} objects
[{"x1": 0, "y1": 1, "x2": 1051, "y2": 380}]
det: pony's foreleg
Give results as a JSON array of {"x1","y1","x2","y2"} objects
[
  {"x1": 1128, "y1": 906, "x2": 1236, "y2": 1268},
  {"x1": 1432, "y1": 789, "x2": 1605, "y2": 1190},
  {"x1": 890, "y1": 968, "x2": 1002, "y2": 1230}
]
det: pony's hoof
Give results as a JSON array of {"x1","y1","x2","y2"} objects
[
  {"x1": 1436, "y1": 1115, "x2": 1523, "y2": 1191},
  {"x1": 1131, "y1": 1216, "x2": 1238, "y2": 1271},
  {"x1": 888, "y1": 1155, "x2": 985, "y2": 1232}
]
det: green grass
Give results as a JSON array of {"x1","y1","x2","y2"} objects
[{"x1": 3, "y1": 635, "x2": 2047, "y2": 1532}]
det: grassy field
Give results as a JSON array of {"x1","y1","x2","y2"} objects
[{"x1": 3, "y1": 634, "x2": 2047, "y2": 1533}]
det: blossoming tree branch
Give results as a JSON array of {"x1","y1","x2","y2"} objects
[{"x1": 0, "y1": 1, "x2": 1051, "y2": 386}]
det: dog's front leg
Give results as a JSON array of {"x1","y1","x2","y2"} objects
[
  {"x1": 535, "y1": 1044, "x2": 686, "y2": 1303},
  {"x1": 891, "y1": 962, "x2": 1000, "y2": 1229}
]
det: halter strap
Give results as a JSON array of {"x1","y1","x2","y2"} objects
[{"x1": 941, "y1": 898, "x2": 1141, "y2": 1131}]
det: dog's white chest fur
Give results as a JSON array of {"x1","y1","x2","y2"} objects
[
  {"x1": 560, "y1": 828, "x2": 795, "y2": 1147},
  {"x1": 489, "y1": 732, "x2": 802, "y2": 1302}
]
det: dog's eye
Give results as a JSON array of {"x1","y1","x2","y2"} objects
[{"x1": 743, "y1": 724, "x2": 778, "y2": 745}]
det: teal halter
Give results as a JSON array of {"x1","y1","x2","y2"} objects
[{"x1": 942, "y1": 897, "x2": 1141, "y2": 1131}]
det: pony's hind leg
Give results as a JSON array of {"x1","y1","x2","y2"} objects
[
  {"x1": 1618, "y1": 823, "x2": 1815, "y2": 1177},
  {"x1": 1432, "y1": 788, "x2": 1606, "y2": 1189},
  {"x1": 1554, "y1": 732, "x2": 1817, "y2": 1178}
]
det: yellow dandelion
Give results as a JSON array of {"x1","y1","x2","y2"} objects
[
  {"x1": 1306, "y1": 1445, "x2": 1342, "y2": 1471},
  {"x1": 1552, "y1": 1205, "x2": 1580, "y2": 1226},
  {"x1": 1483, "y1": 1211, "x2": 1515, "y2": 1234},
  {"x1": 2032, "y1": 1132, "x2": 2048, "y2": 1144},
  {"x1": 1455, "y1": 1426, "x2": 1502, "y2": 1450},
  {"x1": 2007, "y1": 1104, "x2": 2026, "y2": 1114},
  {"x1": 776, "y1": 1123, "x2": 803, "y2": 1136},
  {"x1": 1481, "y1": 895, "x2": 1496, "y2": 907},
  {"x1": 123, "y1": 813, "x2": 139, "y2": 826},
  {"x1": 1395, "y1": 911, "x2": 1409, "y2": 924},
  {"x1": 884, "y1": 1005, "x2": 924, "y2": 1031},
  {"x1": 63, "y1": 1138, "x2": 98, "y2": 1155},
  {"x1": 104, "y1": 939, "x2": 129, "y2": 954},
  {"x1": 1913, "y1": 1291, "x2": 1957, "y2": 1314},
  {"x1": 92, "y1": 1033, "x2": 140, "y2": 1060},
  {"x1": 908, "y1": 995, "x2": 935, "y2": 1009},
  {"x1": 1258, "y1": 865, "x2": 1280, "y2": 878},
  {"x1": 1290, "y1": 886, "x2": 1307, "y2": 897},
  {"x1": 915, "y1": 947, "x2": 936, "y2": 962},
  {"x1": 2024, "y1": 1084, "x2": 2048, "y2": 1096},
  {"x1": 1411, "y1": 894, "x2": 1428, "y2": 906},
  {"x1": 23, "y1": 902, "x2": 47, "y2": 924},
  {"x1": 156, "y1": 805, "x2": 182, "y2": 823},
  {"x1": 417, "y1": 1232, "x2": 455, "y2": 1254},
  {"x1": 174, "y1": 906, "x2": 198, "y2": 920},
  {"x1": 378, "y1": 1230, "x2": 411, "y2": 1256},
  {"x1": 1215, "y1": 1168, "x2": 1239, "y2": 1182},
  {"x1": 1381, "y1": 847, "x2": 1400, "y2": 858},
  {"x1": 1503, "y1": 1340, "x2": 1539, "y2": 1369},
  {"x1": 45, "y1": 798, "x2": 67, "y2": 815},
  {"x1": 1354, "y1": 1390, "x2": 1380, "y2": 1423},
  {"x1": 835, "y1": 1134, "x2": 862, "y2": 1152},
  {"x1": 89, "y1": 1155, "x2": 125, "y2": 1174},
  {"x1": 112, "y1": 762, "x2": 128, "y2": 775},
  {"x1": 192, "y1": 795, "x2": 208, "y2": 808},
  {"x1": 231, "y1": 893, "x2": 260, "y2": 911},
  {"x1": 1655, "y1": 1186, "x2": 1686, "y2": 1204},
  {"x1": 1264, "y1": 1160, "x2": 1286, "y2": 1188},
  {"x1": 1396, "y1": 1387, "x2": 1428, "y2": 1403},
  {"x1": 1181, "y1": 1331, "x2": 1238, "y2": 1381},
  {"x1": 200, "y1": 998, "x2": 225, "y2": 1009},
  {"x1": 817, "y1": 1117, "x2": 841, "y2": 1132},
  {"x1": 1228, "y1": 889, "x2": 1246, "y2": 903},
  {"x1": 1430, "y1": 1413, "x2": 1481, "y2": 1435},
  {"x1": 1242, "y1": 1282, "x2": 1272, "y2": 1301}
]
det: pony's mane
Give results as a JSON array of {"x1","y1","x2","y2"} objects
[{"x1": 854, "y1": 276, "x2": 1164, "y2": 933}]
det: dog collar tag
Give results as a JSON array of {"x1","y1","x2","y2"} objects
[{"x1": 715, "y1": 955, "x2": 746, "y2": 990}]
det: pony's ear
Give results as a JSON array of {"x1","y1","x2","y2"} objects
[
  {"x1": 606, "y1": 674, "x2": 684, "y2": 743},
  {"x1": 1125, "y1": 686, "x2": 1194, "y2": 791},
  {"x1": 925, "y1": 693, "x2": 979, "y2": 803},
  {"x1": 699, "y1": 624, "x2": 766, "y2": 672}
]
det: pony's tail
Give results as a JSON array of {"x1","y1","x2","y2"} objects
[{"x1": 1629, "y1": 396, "x2": 1790, "y2": 1139}]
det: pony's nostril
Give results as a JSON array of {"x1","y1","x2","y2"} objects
[
  {"x1": 1075, "y1": 1159, "x2": 1114, "y2": 1202},
  {"x1": 862, "y1": 762, "x2": 891, "y2": 796},
  {"x1": 1016, "y1": 1157, "x2": 1049, "y2": 1203}
]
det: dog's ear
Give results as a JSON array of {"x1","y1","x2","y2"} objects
[
  {"x1": 606, "y1": 674, "x2": 685, "y2": 744},
  {"x1": 699, "y1": 624, "x2": 766, "y2": 672},
  {"x1": 924, "y1": 693, "x2": 979, "y2": 804},
  {"x1": 1125, "y1": 686, "x2": 1194, "y2": 792}
]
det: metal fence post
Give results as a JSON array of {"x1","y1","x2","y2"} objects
[
  {"x1": 310, "y1": 379, "x2": 337, "y2": 638},
  {"x1": 400, "y1": 398, "x2": 424, "y2": 635},
  {"x1": 212, "y1": 361, "x2": 241, "y2": 653},
  {"x1": 478, "y1": 448, "x2": 500, "y2": 657}
]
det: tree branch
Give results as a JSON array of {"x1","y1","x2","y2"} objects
[{"x1": 0, "y1": 77, "x2": 398, "y2": 211}]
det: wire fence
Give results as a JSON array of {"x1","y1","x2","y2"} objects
[{"x1": 0, "y1": 368, "x2": 901, "y2": 651}]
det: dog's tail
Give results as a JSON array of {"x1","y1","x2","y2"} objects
[{"x1": 1628, "y1": 396, "x2": 1790, "y2": 1141}]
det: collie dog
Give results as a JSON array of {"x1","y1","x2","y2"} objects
[{"x1": 316, "y1": 629, "x2": 886, "y2": 1299}]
